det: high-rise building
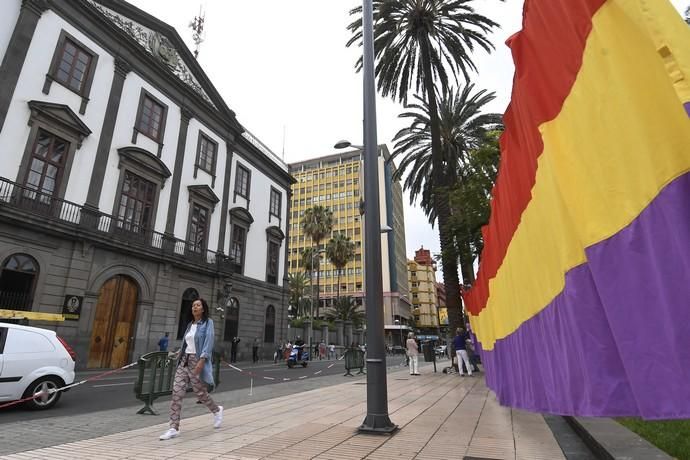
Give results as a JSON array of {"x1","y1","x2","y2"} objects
[
  {"x1": 436, "y1": 281, "x2": 449, "y2": 334},
  {"x1": 287, "y1": 146, "x2": 410, "y2": 327},
  {"x1": 408, "y1": 247, "x2": 440, "y2": 335}
]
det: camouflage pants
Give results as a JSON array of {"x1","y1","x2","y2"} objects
[{"x1": 169, "y1": 354, "x2": 218, "y2": 430}]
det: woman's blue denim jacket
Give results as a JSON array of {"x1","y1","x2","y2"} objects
[{"x1": 179, "y1": 318, "x2": 215, "y2": 386}]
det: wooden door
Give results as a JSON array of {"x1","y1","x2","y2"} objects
[{"x1": 87, "y1": 276, "x2": 138, "y2": 368}]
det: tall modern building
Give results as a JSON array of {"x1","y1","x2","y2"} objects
[
  {"x1": 287, "y1": 146, "x2": 410, "y2": 329},
  {"x1": 408, "y1": 247, "x2": 440, "y2": 336}
]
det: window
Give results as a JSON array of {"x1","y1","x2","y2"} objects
[
  {"x1": 177, "y1": 288, "x2": 199, "y2": 339},
  {"x1": 266, "y1": 241, "x2": 280, "y2": 284},
  {"x1": 23, "y1": 129, "x2": 69, "y2": 203},
  {"x1": 55, "y1": 39, "x2": 92, "y2": 94},
  {"x1": 187, "y1": 203, "x2": 209, "y2": 253},
  {"x1": 133, "y1": 90, "x2": 168, "y2": 151},
  {"x1": 195, "y1": 132, "x2": 217, "y2": 184},
  {"x1": 44, "y1": 31, "x2": 99, "y2": 114},
  {"x1": 0, "y1": 254, "x2": 39, "y2": 312},
  {"x1": 116, "y1": 171, "x2": 155, "y2": 233},
  {"x1": 223, "y1": 298, "x2": 240, "y2": 341},
  {"x1": 269, "y1": 187, "x2": 281, "y2": 219},
  {"x1": 234, "y1": 163, "x2": 251, "y2": 200},
  {"x1": 264, "y1": 305, "x2": 275, "y2": 343},
  {"x1": 230, "y1": 225, "x2": 247, "y2": 274}
]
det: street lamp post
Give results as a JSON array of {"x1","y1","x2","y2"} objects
[{"x1": 356, "y1": 0, "x2": 396, "y2": 434}]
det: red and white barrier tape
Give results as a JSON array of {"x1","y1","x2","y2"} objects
[{"x1": 0, "y1": 362, "x2": 138, "y2": 410}]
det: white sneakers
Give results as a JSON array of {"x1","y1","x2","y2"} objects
[
  {"x1": 159, "y1": 428, "x2": 179, "y2": 440},
  {"x1": 213, "y1": 406, "x2": 224, "y2": 428},
  {"x1": 159, "y1": 406, "x2": 223, "y2": 440}
]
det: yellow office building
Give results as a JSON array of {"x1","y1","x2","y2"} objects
[
  {"x1": 408, "y1": 247, "x2": 440, "y2": 334},
  {"x1": 288, "y1": 147, "x2": 410, "y2": 323}
]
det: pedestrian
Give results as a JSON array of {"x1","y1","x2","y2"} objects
[
  {"x1": 230, "y1": 336, "x2": 240, "y2": 363},
  {"x1": 328, "y1": 343, "x2": 335, "y2": 360},
  {"x1": 453, "y1": 328, "x2": 472, "y2": 377},
  {"x1": 406, "y1": 332, "x2": 420, "y2": 376},
  {"x1": 252, "y1": 337, "x2": 259, "y2": 363},
  {"x1": 159, "y1": 298, "x2": 223, "y2": 440},
  {"x1": 157, "y1": 332, "x2": 169, "y2": 352},
  {"x1": 274, "y1": 340, "x2": 283, "y2": 364}
]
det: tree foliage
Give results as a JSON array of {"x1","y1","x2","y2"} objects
[
  {"x1": 326, "y1": 232, "x2": 356, "y2": 301},
  {"x1": 324, "y1": 296, "x2": 365, "y2": 329}
]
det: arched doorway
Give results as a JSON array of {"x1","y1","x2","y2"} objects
[
  {"x1": 88, "y1": 275, "x2": 138, "y2": 368},
  {"x1": 0, "y1": 254, "x2": 39, "y2": 311}
]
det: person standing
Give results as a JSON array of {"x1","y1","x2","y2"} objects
[
  {"x1": 453, "y1": 328, "x2": 472, "y2": 377},
  {"x1": 252, "y1": 337, "x2": 259, "y2": 363},
  {"x1": 159, "y1": 298, "x2": 223, "y2": 440},
  {"x1": 157, "y1": 332, "x2": 169, "y2": 352},
  {"x1": 406, "y1": 332, "x2": 420, "y2": 376},
  {"x1": 230, "y1": 336, "x2": 240, "y2": 363}
]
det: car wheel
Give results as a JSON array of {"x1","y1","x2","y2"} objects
[{"x1": 23, "y1": 376, "x2": 63, "y2": 410}]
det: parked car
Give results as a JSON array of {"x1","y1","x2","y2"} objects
[
  {"x1": 0, "y1": 323, "x2": 76, "y2": 410},
  {"x1": 434, "y1": 345, "x2": 448, "y2": 357}
]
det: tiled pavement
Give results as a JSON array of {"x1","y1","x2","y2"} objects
[{"x1": 1, "y1": 369, "x2": 565, "y2": 460}]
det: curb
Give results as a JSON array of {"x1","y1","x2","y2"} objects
[{"x1": 564, "y1": 416, "x2": 673, "y2": 460}]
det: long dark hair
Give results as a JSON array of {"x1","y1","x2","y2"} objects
[{"x1": 194, "y1": 298, "x2": 210, "y2": 321}]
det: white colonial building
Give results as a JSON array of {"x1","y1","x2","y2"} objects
[{"x1": 0, "y1": 0, "x2": 293, "y2": 367}]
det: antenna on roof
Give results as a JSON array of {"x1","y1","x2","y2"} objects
[
  {"x1": 282, "y1": 125, "x2": 286, "y2": 161},
  {"x1": 189, "y1": 4, "x2": 206, "y2": 59}
]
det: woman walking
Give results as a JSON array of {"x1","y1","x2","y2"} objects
[
  {"x1": 406, "y1": 332, "x2": 420, "y2": 376},
  {"x1": 160, "y1": 298, "x2": 223, "y2": 440}
]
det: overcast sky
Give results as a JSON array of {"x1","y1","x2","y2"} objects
[{"x1": 129, "y1": 0, "x2": 687, "y2": 279}]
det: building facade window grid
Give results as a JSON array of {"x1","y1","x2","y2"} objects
[
  {"x1": 55, "y1": 38, "x2": 92, "y2": 93},
  {"x1": 24, "y1": 129, "x2": 69, "y2": 202},
  {"x1": 117, "y1": 171, "x2": 155, "y2": 233},
  {"x1": 187, "y1": 203, "x2": 209, "y2": 253},
  {"x1": 234, "y1": 163, "x2": 250, "y2": 199},
  {"x1": 195, "y1": 132, "x2": 217, "y2": 177},
  {"x1": 137, "y1": 95, "x2": 165, "y2": 141}
]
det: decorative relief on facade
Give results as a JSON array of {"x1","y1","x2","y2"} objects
[{"x1": 86, "y1": 1, "x2": 215, "y2": 107}]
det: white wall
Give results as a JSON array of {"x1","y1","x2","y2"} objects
[
  {"x1": 229, "y1": 154, "x2": 288, "y2": 286},
  {"x1": 0, "y1": 1, "x2": 21, "y2": 60},
  {"x1": 174, "y1": 118, "x2": 228, "y2": 250},
  {"x1": 99, "y1": 73, "x2": 180, "y2": 232},
  {"x1": 0, "y1": 10, "x2": 112, "y2": 202}
]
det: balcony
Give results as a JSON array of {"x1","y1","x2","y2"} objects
[{"x1": 0, "y1": 177, "x2": 233, "y2": 273}]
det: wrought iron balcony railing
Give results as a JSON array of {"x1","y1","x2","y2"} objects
[{"x1": 0, "y1": 176, "x2": 232, "y2": 271}]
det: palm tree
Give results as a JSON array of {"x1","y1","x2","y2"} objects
[
  {"x1": 288, "y1": 272, "x2": 310, "y2": 318},
  {"x1": 347, "y1": 0, "x2": 500, "y2": 332},
  {"x1": 300, "y1": 206, "x2": 334, "y2": 319},
  {"x1": 325, "y1": 296, "x2": 366, "y2": 329},
  {"x1": 390, "y1": 84, "x2": 502, "y2": 330},
  {"x1": 326, "y1": 232, "x2": 356, "y2": 302}
]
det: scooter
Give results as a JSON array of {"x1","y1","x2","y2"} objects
[{"x1": 287, "y1": 345, "x2": 309, "y2": 368}]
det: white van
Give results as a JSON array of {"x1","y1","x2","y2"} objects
[{"x1": 0, "y1": 323, "x2": 76, "y2": 410}]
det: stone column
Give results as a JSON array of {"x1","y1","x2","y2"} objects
[
  {"x1": 321, "y1": 324, "x2": 329, "y2": 344},
  {"x1": 0, "y1": 0, "x2": 49, "y2": 131},
  {"x1": 355, "y1": 328, "x2": 363, "y2": 346},
  {"x1": 164, "y1": 106, "x2": 193, "y2": 237},
  {"x1": 84, "y1": 57, "x2": 131, "y2": 216},
  {"x1": 344, "y1": 321, "x2": 353, "y2": 347},
  {"x1": 335, "y1": 319, "x2": 344, "y2": 346},
  {"x1": 302, "y1": 320, "x2": 311, "y2": 345}
]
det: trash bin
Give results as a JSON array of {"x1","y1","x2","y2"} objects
[{"x1": 422, "y1": 341, "x2": 435, "y2": 362}]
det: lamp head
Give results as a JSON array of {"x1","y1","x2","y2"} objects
[{"x1": 334, "y1": 140, "x2": 352, "y2": 149}]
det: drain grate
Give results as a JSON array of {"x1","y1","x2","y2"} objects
[{"x1": 353, "y1": 382, "x2": 367, "y2": 385}]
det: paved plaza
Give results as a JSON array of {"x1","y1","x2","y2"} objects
[{"x1": 1, "y1": 367, "x2": 565, "y2": 460}]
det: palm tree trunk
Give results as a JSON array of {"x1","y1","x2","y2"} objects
[
  {"x1": 337, "y1": 269, "x2": 341, "y2": 302},
  {"x1": 316, "y1": 241, "x2": 321, "y2": 320},
  {"x1": 420, "y1": 37, "x2": 465, "y2": 334}
]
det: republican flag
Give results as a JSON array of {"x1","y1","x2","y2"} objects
[{"x1": 465, "y1": 0, "x2": 690, "y2": 419}]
